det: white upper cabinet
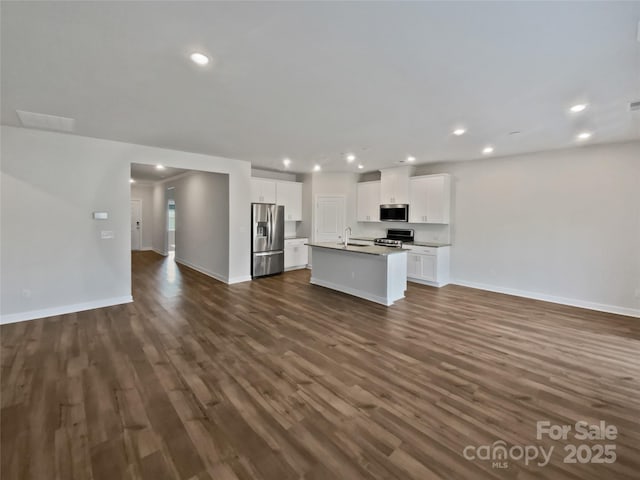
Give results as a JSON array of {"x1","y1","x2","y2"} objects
[
  {"x1": 276, "y1": 181, "x2": 302, "y2": 221},
  {"x1": 251, "y1": 178, "x2": 277, "y2": 203},
  {"x1": 356, "y1": 181, "x2": 380, "y2": 222},
  {"x1": 409, "y1": 174, "x2": 451, "y2": 224},
  {"x1": 380, "y1": 167, "x2": 412, "y2": 204}
]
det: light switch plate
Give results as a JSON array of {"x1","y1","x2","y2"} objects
[{"x1": 93, "y1": 212, "x2": 108, "y2": 220}]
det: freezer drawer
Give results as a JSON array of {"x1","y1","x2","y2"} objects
[{"x1": 252, "y1": 251, "x2": 284, "y2": 278}]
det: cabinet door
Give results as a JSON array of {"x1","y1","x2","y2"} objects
[
  {"x1": 357, "y1": 181, "x2": 380, "y2": 222},
  {"x1": 407, "y1": 253, "x2": 421, "y2": 277},
  {"x1": 409, "y1": 177, "x2": 428, "y2": 223},
  {"x1": 296, "y1": 245, "x2": 308, "y2": 267},
  {"x1": 425, "y1": 176, "x2": 445, "y2": 223},
  {"x1": 284, "y1": 244, "x2": 295, "y2": 268},
  {"x1": 276, "y1": 181, "x2": 302, "y2": 221},
  {"x1": 419, "y1": 255, "x2": 437, "y2": 281},
  {"x1": 380, "y1": 171, "x2": 396, "y2": 204},
  {"x1": 367, "y1": 182, "x2": 381, "y2": 220},
  {"x1": 357, "y1": 182, "x2": 369, "y2": 221},
  {"x1": 251, "y1": 178, "x2": 276, "y2": 203},
  {"x1": 394, "y1": 174, "x2": 410, "y2": 204},
  {"x1": 381, "y1": 169, "x2": 411, "y2": 204}
]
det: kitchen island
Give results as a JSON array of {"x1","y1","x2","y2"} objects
[{"x1": 306, "y1": 242, "x2": 408, "y2": 306}]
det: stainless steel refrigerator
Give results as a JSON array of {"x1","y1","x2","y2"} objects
[{"x1": 251, "y1": 203, "x2": 284, "y2": 278}]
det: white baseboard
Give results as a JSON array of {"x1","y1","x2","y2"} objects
[
  {"x1": 141, "y1": 246, "x2": 154, "y2": 251},
  {"x1": 152, "y1": 248, "x2": 167, "y2": 256},
  {"x1": 451, "y1": 279, "x2": 640, "y2": 318},
  {"x1": 408, "y1": 277, "x2": 448, "y2": 288},
  {"x1": 228, "y1": 275, "x2": 252, "y2": 284},
  {"x1": 310, "y1": 277, "x2": 400, "y2": 306},
  {"x1": 0, "y1": 295, "x2": 133, "y2": 325},
  {"x1": 174, "y1": 257, "x2": 228, "y2": 284},
  {"x1": 285, "y1": 265, "x2": 307, "y2": 272}
]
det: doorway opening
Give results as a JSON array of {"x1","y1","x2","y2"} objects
[
  {"x1": 131, "y1": 198, "x2": 142, "y2": 251},
  {"x1": 167, "y1": 198, "x2": 176, "y2": 254}
]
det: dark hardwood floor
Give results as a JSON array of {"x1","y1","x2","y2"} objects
[{"x1": 2, "y1": 251, "x2": 639, "y2": 480}]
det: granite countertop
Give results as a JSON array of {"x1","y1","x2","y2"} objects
[
  {"x1": 306, "y1": 242, "x2": 408, "y2": 256},
  {"x1": 284, "y1": 236, "x2": 309, "y2": 240},
  {"x1": 407, "y1": 241, "x2": 452, "y2": 247}
]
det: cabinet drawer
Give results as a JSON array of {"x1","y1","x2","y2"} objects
[
  {"x1": 406, "y1": 246, "x2": 437, "y2": 255},
  {"x1": 285, "y1": 238, "x2": 308, "y2": 246}
]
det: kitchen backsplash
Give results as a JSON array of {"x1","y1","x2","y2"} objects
[
  {"x1": 284, "y1": 221, "x2": 297, "y2": 238},
  {"x1": 354, "y1": 223, "x2": 451, "y2": 244}
]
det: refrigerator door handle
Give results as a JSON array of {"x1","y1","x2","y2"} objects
[
  {"x1": 254, "y1": 250, "x2": 284, "y2": 256},
  {"x1": 268, "y1": 207, "x2": 273, "y2": 246}
]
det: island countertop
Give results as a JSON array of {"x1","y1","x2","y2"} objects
[{"x1": 306, "y1": 242, "x2": 408, "y2": 256}]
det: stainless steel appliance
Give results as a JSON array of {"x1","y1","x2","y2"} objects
[
  {"x1": 374, "y1": 228, "x2": 414, "y2": 247},
  {"x1": 380, "y1": 204, "x2": 409, "y2": 222},
  {"x1": 251, "y1": 203, "x2": 284, "y2": 278}
]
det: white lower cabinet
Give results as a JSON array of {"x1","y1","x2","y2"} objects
[
  {"x1": 405, "y1": 245, "x2": 450, "y2": 287},
  {"x1": 284, "y1": 238, "x2": 309, "y2": 270}
]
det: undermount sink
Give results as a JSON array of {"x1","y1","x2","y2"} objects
[{"x1": 337, "y1": 242, "x2": 370, "y2": 247}]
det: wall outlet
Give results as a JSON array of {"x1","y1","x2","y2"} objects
[
  {"x1": 101, "y1": 231, "x2": 115, "y2": 239},
  {"x1": 21, "y1": 288, "x2": 31, "y2": 299}
]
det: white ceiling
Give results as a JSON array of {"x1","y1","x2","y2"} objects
[{"x1": 2, "y1": 1, "x2": 639, "y2": 173}]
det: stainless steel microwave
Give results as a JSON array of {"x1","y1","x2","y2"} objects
[{"x1": 380, "y1": 204, "x2": 409, "y2": 222}]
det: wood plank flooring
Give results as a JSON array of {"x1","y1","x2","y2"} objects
[{"x1": 2, "y1": 250, "x2": 639, "y2": 479}]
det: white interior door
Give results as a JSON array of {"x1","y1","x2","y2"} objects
[
  {"x1": 131, "y1": 199, "x2": 141, "y2": 251},
  {"x1": 315, "y1": 196, "x2": 345, "y2": 243}
]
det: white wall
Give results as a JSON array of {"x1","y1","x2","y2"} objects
[
  {"x1": 1, "y1": 127, "x2": 132, "y2": 321},
  {"x1": 168, "y1": 172, "x2": 230, "y2": 281},
  {"x1": 417, "y1": 141, "x2": 640, "y2": 316},
  {"x1": 130, "y1": 184, "x2": 154, "y2": 249},
  {"x1": 1, "y1": 126, "x2": 252, "y2": 323}
]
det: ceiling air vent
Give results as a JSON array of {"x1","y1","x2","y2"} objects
[
  {"x1": 629, "y1": 100, "x2": 640, "y2": 112},
  {"x1": 16, "y1": 110, "x2": 75, "y2": 132}
]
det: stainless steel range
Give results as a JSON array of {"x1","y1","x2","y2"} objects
[{"x1": 374, "y1": 228, "x2": 414, "y2": 247}]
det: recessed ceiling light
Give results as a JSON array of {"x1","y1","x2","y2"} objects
[
  {"x1": 346, "y1": 153, "x2": 356, "y2": 162},
  {"x1": 283, "y1": 158, "x2": 291, "y2": 167},
  {"x1": 577, "y1": 132, "x2": 592, "y2": 140},
  {"x1": 407, "y1": 156, "x2": 416, "y2": 162},
  {"x1": 357, "y1": 164, "x2": 364, "y2": 169},
  {"x1": 156, "y1": 164, "x2": 165, "y2": 170},
  {"x1": 130, "y1": 178, "x2": 135, "y2": 184},
  {"x1": 570, "y1": 104, "x2": 588, "y2": 113},
  {"x1": 190, "y1": 52, "x2": 210, "y2": 66},
  {"x1": 482, "y1": 146, "x2": 494, "y2": 155},
  {"x1": 453, "y1": 128, "x2": 466, "y2": 136},
  {"x1": 313, "y1": 164, "x2": 321, "y2": 172}
]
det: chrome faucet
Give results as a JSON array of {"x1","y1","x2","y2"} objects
[{"x1": 344, "y1": 226, "x2": 352, "y2": 247}]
